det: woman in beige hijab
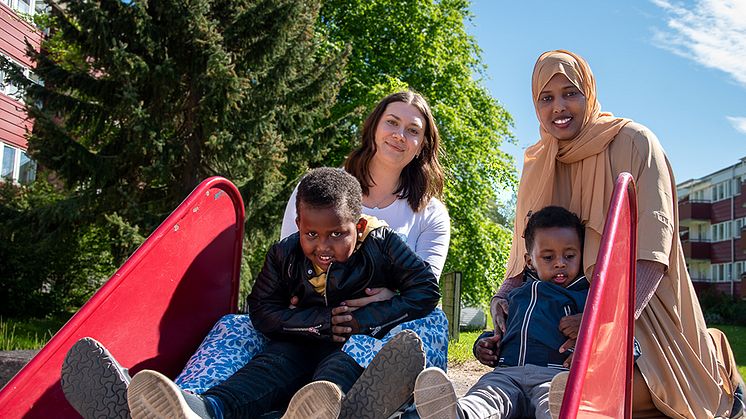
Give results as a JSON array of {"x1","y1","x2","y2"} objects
[{"x1": 477, "y1": 50, "x2": 743, "y2": 418}]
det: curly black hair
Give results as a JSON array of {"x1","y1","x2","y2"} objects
[
  {"x1": 523, "y1": 206, "x2": 584, "y2": 252},
  {"x1": 296, "y1": 167, "x2": 363, "y2": 223}
]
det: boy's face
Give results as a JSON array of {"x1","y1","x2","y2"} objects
[
  {"x1": 524, "y1": 226, "x2": 582, "y2": 287},
  {"x1": 296, "y1": 204, "x2": 359, "y2": 271}
]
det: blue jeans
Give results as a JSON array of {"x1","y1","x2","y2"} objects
[{"x1": 203, "y1": 340, "x2": 363, "y2": 418}]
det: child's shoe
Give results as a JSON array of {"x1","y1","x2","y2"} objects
[
  {"x1": 61, "y1": 337, "x2": 131, "y2": 419},
  {"x1": 548, "y1": 370, "x2": 569, "y2": 419},
  {"x1": 282, "y1": 380, "x2": 343, "y2": 419},
  {"x1": 339, "y1": 330, "x2": 425, "y2": 419},
  {"x1": 413, "y1": 367, "x2": 458, "y2": 419},
  {"x1": 127, "y1": 370, "x2": 214, "y2": 419}
]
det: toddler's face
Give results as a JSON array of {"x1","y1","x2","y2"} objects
[
  {"x1": 525, "y1": 226, "x2": 582, "y2": 287},
  {"x1": 296, "y1": 204, "x2": 358, "y2": 271}
]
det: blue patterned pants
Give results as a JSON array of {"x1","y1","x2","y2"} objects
[{"x1": 175, "y1": 308, "x2": 449, "y2": 394}]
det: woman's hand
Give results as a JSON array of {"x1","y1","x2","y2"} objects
[
  {"x1": 474, "y1": 333, "x2": 502, "y2": 367},
  {"x1": 341, "y1": 287, "x2": 396, "y2": 311},
  {"x1": 331, "y1": 306, "x2": 359, "y2": 342},
  {"x1": 490, "y1": 297, "x2": 510, "y2": 335},
  {"x1": 558, "y1": 313, "x2": 582, "y2": 339}
]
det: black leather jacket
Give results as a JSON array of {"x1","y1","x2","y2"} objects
[{"x1": 247, "y1": 227, "x2": 441, "y2": 342}]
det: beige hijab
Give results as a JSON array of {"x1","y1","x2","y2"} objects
[{"x1": 505, "y1": 50, "x2": 630, "y2": 279}]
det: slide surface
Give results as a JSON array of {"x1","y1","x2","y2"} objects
[
  {"x1": 0, "y1": 177, "x2": 244, "y2": 418},
  {"x1": 559, "y1": 172, "x2": 637, "y2": 419}
]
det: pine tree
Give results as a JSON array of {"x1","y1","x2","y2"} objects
[
  {"x1": 27, "y1": 0, "x2": 344, "y2": 229},
  {"x1": 0, "y1": 0, "x2": 346, "y2": 315}
]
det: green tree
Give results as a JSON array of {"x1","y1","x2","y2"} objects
[
  {"x1": 0, "y1": 0, "x2": 346, "y2": 315},
  {"x1": 0, "y1": 176, "x2": 119, "y2": 316},
  {"x1": 318, "y1": 0, "x2": 517, "y2": 304}
]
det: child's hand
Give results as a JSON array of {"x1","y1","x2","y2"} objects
[
  {"x1": 475, "y1": 332, "x2": 501, "y2": 367},
  {"x1": 559, "y1": 338, "x2": 576, "y2": 368},
  {"x1": 331, "y1": 306, "x2": 360, "y2": 342},
  {"x1": 558, "y1": 313, "x2": 582, "y2": 339}
]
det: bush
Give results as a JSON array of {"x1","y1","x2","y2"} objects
[
  {"x1": 0, "y1": 177, "x2": 120, "y2": 317},
  {"x1": 698, "y1": 289, "x2": 746, "y2": 327}
]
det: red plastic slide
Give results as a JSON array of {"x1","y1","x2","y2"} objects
[
  {"x1": 558, "y1": 172, "x2": 637, "y2": 418},
  {"x1": 0, "y1": 177, "x2": 244, "y2": 418}
]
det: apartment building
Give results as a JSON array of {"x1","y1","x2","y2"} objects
[
  {"x1": 0, "y1": 0, "x2": 41, "y2": 184},
  {"x1": 677, "y1": 156, "x2": 746, "y2": 299}
]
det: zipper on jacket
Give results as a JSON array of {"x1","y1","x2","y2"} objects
[
  {"x1": 283, "y1": 324, "x2": 322, "y2": 335},
  {"x1": 370, "y1": 313, "x2": 408, "y2": 336},
  {"x1": 323, "y1": 264, "x2": 332, "y2": 307},
  {"x1": 518, "y1": 281, "x2": 539, "y2": 366}
]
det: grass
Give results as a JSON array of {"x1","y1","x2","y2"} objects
[
  {"x1": 448, "y1": 329, "x2": 485, "y2": 364},
  {"x1": 448, "y1": 308, "x2": 492, "y2": 365},
  {"x1": 0, "y1": 314, "x2": 70, "y2": 351}
]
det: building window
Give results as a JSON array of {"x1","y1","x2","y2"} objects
[
  {"x1": 1, "y1": 0, "x2": 35, "y2": 15},
  {"x1": 736, "y1": 218, "x2": 745, "y2": 238},
  {"x1": 689, "y1": 262, "x2": 710, "y2": 281},
  {"x1": 0, "y1": 143, "x2": 36, "y2": 185},
  {"x1": 713, "y1": 263, "x2": 737, "y2": 282},
  {"x1": 712, "y1": 181, "x2": 732, "y2": 202},
  {"x1": 1, "y1": 145, "x2": 16, "y2": 179},
  {"x1": 711, "y1": 221, "x2": 735, "y2": 242},
  {"x1": 18, "y1": 151, "x2": 36, "y2": 183},
  {"x1": 696, "y1": 224, "x2": 709, "y2": 241},
  {"x1": 0, "y1": 54, "x2": 40, "y2": 101}
]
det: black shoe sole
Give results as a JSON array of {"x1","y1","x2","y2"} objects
[
  {"x1": 339, "y1": 330, "x2": 425, "y2": 419},
  {"x1": 61, "y1": 337, "x2": 131, "y2": 419}
]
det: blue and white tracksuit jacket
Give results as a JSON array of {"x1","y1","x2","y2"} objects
[{"x1": 497, "y1": 270, "x2": 589, "y2": 369}]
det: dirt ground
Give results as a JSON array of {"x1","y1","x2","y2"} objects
[{"x1": 447, "y1": 359, "x2": 493, "y2": 396}]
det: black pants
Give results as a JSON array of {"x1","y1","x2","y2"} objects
[{"x1": 203, "y1": 339, "x2": 363, "y2": 418}]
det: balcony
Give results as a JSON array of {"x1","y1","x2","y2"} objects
[
  {"x1": 682, "y1": 239, "x2": 711, "y2": 260},
  {"x1": 679, "y1": 199, "x2": 711, "y2": 222}
]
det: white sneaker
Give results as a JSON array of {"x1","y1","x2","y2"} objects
[
  {"x1": 282, "y1": 380, "x2": 342, "y2": 419},
  {"x1": 413, "y1": 367, "x2": 458, "y2": 419},
  {"x1": 548, "y1": 371, "x2": 569, "y2": 419},
  {"x1": 127, "y1": 370, "x2": 204, "y2": 419}
]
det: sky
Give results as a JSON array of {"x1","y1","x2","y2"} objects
[{"x1": 467, "y1": 0, "x2": 746, "y2": 184}]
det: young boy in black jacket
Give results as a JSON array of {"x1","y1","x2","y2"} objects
[
  {"x1": 413, "y1": 206, "x2": 587, "y2": 419},
  {"x1": 126, "y1": 167, "x2": 441, "y2": 419}
]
